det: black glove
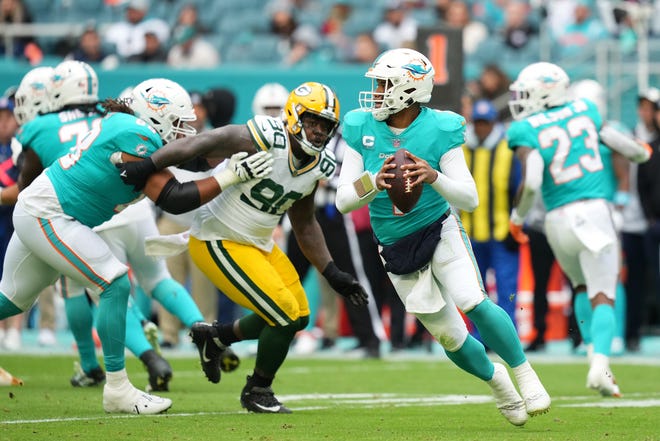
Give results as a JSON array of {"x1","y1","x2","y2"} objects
[
  {"x1": 322, "y1": 261, "x2": 369, "y2": 306},
  {"x1": 115, "y1": 157, "x2": 157, "y2": 191}
]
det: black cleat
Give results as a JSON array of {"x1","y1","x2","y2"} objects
[
  {"x1": 189, "y1": 321, "x2": 229, "y2": 383},
  {"x1": 70, "y1": 362, "x2": 106, "y2": 387},
  {"x1": 240, "y1": 376, "x2": 292, "y2": 414},
  {"x1": 140, "y1": 349, "x2": 173, "y2": 392}
]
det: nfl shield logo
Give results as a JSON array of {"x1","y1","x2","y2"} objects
[{"x1": 392, "y1": 139, "x2": 400, "y2": 148}]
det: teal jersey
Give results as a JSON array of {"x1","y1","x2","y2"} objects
[
  {"x1": 343, "y1": 107, "x2": 466, "y2": 245},
  {"x1": 46, "y1": 112, "x2": 162, "y2": 227},
  {"x1": 507, "y1": 98, "x2": 610, "y2": 211},
  {"x1": 16, "y1": 109, "x2": 102, "y2": 168}
]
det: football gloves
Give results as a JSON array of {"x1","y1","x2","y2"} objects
[
  {"x1": 115, "y1": 157, "x2": 157, "y2": 192},
  {"x1": 213, "y1": 151, "x2": 273, "y2": 190},
  {"x1": 322, "y1": 261, "x2": 369, "y2": 306}
]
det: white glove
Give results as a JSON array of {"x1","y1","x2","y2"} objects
[{"x1": 213, "y1": 151, "x2": 273, "y2": 189}]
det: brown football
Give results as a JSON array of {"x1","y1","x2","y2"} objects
[{"x1": 385, "y1": 148, "x2": 422, "y2": 213}]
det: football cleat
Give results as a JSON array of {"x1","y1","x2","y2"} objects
[
  {"x1": 70, "y1": 362, "x2": 106, "y2": 387},
  {"x1": 240, "y1": 376, "x2": 292, "y2": 414},
  {"x1": 189, "y1": 321, "x2": 229, "y2": 384},
  {"x1": 140, "y1": 349, "x2": 172, "y2": 392},
  {"x1": 514, "y1": 364, "x2": 551, "y2": 416},
  {"x1": 488, "y1": 363, "x2": 528, "y2": 426},
  {"x1": 587, "y1": 364, "x2": 622, "y2": 397},
  {"x1": 103, "y1": 382, "x2": 172, "y2": 415}
]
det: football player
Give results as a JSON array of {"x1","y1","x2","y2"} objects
[
  {"x1": 115, "y1": 81, "x2": 369, "y2": 414},
  {"x1": 334, "y1": 48, "x2": 550, "y2": 426},
  {"x1": 0, "y1": 70, "x2": 272, "y2": 414},
  {"x1": 507, "y1": 62, "x2": 651, "y2": 397}
]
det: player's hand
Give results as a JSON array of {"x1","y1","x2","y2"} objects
[
  {"x1": 213, "y1": 151, "x2": 273, "y2": 190},
  {"x1": 509, "y1": 221, "x2": 529, "y2": 244},
  {"x1": 114, "y1": 157, "x2": 157, "y2": 192},
  {"x1": 402, "y1": 151, "x2": 439, "y2": 186},
  {"x1": 375, "y1": 155, "x2": 396, "y2": 191},
  {"x1": 322, "y1": 261, "x2": 369, "y2": 306}
]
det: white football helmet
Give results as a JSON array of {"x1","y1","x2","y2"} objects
[
  {"x1": 50, "y1": 60, "x2": 99, "y2": 110},
  {"x1": 509, "y1": 62, "x2": 570, "y2": 120},
  {"x1": 359, "y1": 48, "x2": 435, "y2": 121},
  {"x1": 569, "y1": 79, "x2": 606, "y2": 118},
  {"x1": 13, "y1": 66, "x2": 55, "y2": 125},
  {"x1": 252, "y1": 82, "x2": 289, "y2": 117},
  {"x1": 129, "y1": 78, "x2": 197, "y2": 143}
]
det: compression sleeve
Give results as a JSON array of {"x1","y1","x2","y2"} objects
[
  {"x1": 430, "y1": 147, "x2": 479, "y2": 212},
  {"x1": 155, "y1": 178, "x2": 202, "y2": 214},
  {"x1": 510, "y1": 148, "x2": 544, "y2": 224}
]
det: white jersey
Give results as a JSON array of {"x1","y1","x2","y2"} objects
[{"x1": 190, "y1": 115, "x2": 336, "y2": 251}]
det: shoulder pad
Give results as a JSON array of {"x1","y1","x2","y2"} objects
[{"x1": 247, "y1": 115, "x2": 288, "y2": 152}]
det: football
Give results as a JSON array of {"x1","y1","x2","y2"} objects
[{"x1": 385, "y1": 148, "x2": 422, "y2": 213}]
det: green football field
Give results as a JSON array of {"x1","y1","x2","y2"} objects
[{"x1": 1, "y1": 353, "x2": 658, "y2": 441}]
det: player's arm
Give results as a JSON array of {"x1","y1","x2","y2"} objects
[
  {"x1": 118, "y1": 150, "x2": 272, "y2": 214},
  {"x1": 600, "y1": 123, "x2": 652, "y2": 163},
  {"x1": 0, "y1": 184, "x2": 18, "y2": 206},
  {"x1": 16, "y1": 149, "x2": 44, "y2": 191},
  {"x1": 289, "y1": 187, "x2": 368, "y2": 306},
  {"x1": 510, "y1": 146, "x2": 543, "y2": 224},
  {"x1": 430, "y1": 148, "x2": 479, "y2": 212},
  {"x1": 335, "y1": 147, "x2": 383, "y2": 213},
  {"x1": 116, "y1": 125, "x2": 258, "y2": 188}
]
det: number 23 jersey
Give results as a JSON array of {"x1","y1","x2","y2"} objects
[
  {"x1": 507, "y1": 98, "x2": 609, "y2": 211},
  {"x1": 190, "y1": 115, "x2": 336, "y2": 251}
]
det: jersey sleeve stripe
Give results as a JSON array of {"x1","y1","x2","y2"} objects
[{"x1": 247, "y1": 119, "x2": 270, "y2": 152}]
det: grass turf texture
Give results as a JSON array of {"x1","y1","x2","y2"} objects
[{"x1": 1, "y1": 355, "x2": 658, "y2": 441}]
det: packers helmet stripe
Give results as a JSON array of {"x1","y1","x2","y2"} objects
[
  {"x1": 247, "y1": 119, "x2": 270, "y2": 152},
  {"x1": 322, "y1": 84, "x2": 337, "y2": 114},
  {"x1": 207, "y1": 240, "x2": 291, "y2": 326}
]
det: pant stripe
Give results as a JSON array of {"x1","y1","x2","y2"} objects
[
  {"x1": 38, "y1": 218, "x2": 110, "y2": 290},
  {"x1": 206, "y1": 240, "x2": 290, "y2": 326}
]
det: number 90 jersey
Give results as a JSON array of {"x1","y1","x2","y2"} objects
[
  {"x1": 190, "y1": 115, "x2": 336, "y2": 252},
  {"x1": 507, "y1": 98, "x2": 609, "y2": 211}
]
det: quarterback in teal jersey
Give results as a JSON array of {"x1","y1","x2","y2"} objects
[
  {"x1": 0, "y1": 71, "x2": 272, "y2": 414},
  {"x1": 335, "y1": 48, "x2": 550, "y2": 426},
  {"x1": 507, "y1": 62, "x2": 651, "y2": 398}
]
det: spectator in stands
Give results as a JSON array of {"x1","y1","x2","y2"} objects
[
  {"x1": 321, "y1": 1, "x2": 353, "y2": 62},
  {"x1": 443, "y1": 0, "x2": 488, "y2": 55},
  {"x1": 0, "y1": 0, "x2": 42, "y2": 65},
  {"x1": 269, "y1": 4, "x2": 322, "y2": 66},
  {"x1": 346, "y1": 33, "x2": 381, "y2": 64},
  {"x1": 167, "y1": 25, "x2": 220, "y2": 69},
  {"x1": 373, "y1": 0, "x2": 418, "y2": 51},
  {"x1": 126, "y1": 30, "x2": 167, "y2": 63},
  {"x1": 468, "y1": 64, "x2": 511, "y2": 117},
  {"x1": 555, "y1": 0, "x2": 609, "y2": 58},
  {"x1": 499, "y1": 1, "x2": 537, "y2": 51},
  {"x1": 171, "y1": 3, "x2": 209, "y2": 37},
  {"x1": 461, "y1": 99, "x2": 522, "y2": 333},
  {"x1": 65, "y1": 26, "x2": 117, "y2": 66},
  {"x1": 104, "y1": 0, "x2": 169, "y2": 60}
]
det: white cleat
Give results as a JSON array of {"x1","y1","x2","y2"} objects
[
  {"x1": 488, "y1": 363, "x2": 528, "y2": 426},
  {"x1": 103, "y1": 383, "x2": 172, "y2": 414},
  {"x1": 514, "y1": 364, "x2": 551, "y2": 416},
  {"x1": 586, "y1": 365, "x2": 622, "y2": 397}
]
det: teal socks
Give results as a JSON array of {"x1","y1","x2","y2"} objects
[
  {"x1": 151, "y1": 278, "x2": 203, "y2": 327},
  {"x1": 96, "y1": 273, "x2": 130, "y2": 372},
  {"x1": 591, "y1": 303, "x2": 615, "y2": 357},
  {"x1": 466, "y1": 299, "x2": 526, "y2": 368},
  {"x1": 64, "y1": 294, "x2": 100, "y2": 373},
  {"x1": 445, "y1": 334, "x2": 494, "y2": 381},
  {"x1": 573, "y1": 290, "x2": 593, "y2": 345}
]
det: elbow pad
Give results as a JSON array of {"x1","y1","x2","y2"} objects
[{"x1": 155, "y1": 178, "x2": 202, "y2": 214}]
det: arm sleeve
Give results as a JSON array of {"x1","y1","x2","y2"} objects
[
  {"x1": 511, "y1": 148, "x2": 544, "y2": 222},
  {"x1": 335, "y1": 147, "x2": 380, "y2": 213},
  {"x1": 430, "y1": 148, "x2": 479, "y2": 212},
  {"x1": 155, "y1": 178, "x2": 202, "y2": 214}
]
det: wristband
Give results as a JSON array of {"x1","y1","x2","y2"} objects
[
  {"x1": 213, "y1": 169, "x2": 238, "y2": 190},
  {"x1": 613, "y1": 191, "x2": 630, "y2": 207},
  {"x1": 353, "y1": 172, "x2": 378, "y2": 198}
]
